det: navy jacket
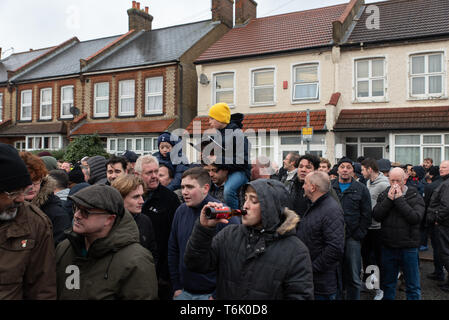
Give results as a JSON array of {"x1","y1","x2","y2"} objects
[
  {"x1": 168, "y1": 194, "x2": 240, "y2": 294},
  {"x1": 331, "y1": 178, "x2": 372, "y2": 241},
  {"x1": 296, "y1": 192, "x2": 345, "y2": 296}
]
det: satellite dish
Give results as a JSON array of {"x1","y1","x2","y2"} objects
[
  {"x1": 199, "y1": 73, "x2": 209, "y2": 85},
  {"x1": 69, "y1": 106, "x2": 80, "y2": 116}
]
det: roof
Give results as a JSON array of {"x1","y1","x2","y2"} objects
[
  {"x1": 0, "y1": 122, "x2": 66, "y2": 136},
  {"x1": 70, "y1": 119, "x2": 176, "y2": 136},
  {"x1": 0, "y1": 48, "x2": 53, "y2": 83},
  {"x1": 347, "y1": 0, "x2": 449, "y2": 45},
  {"x1": 334, "y1": 106, "x2": 449, "y2": 131},
  {"x1": 186, "y1": 111, "x2": 327, "y2": 134},
  {"x1": 6, "y1": 19, "x2": 219, "y2": 82},
  {"x1": 195, "y1": 4, "x2": 347, "y2": 63}
]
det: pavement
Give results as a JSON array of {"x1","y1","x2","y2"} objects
[{"x1": 361, "y1": 245, "x2": 449, "y2": 300}]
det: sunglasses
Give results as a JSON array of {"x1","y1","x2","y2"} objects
[{"x1": 72, "y1": 204, "x2": 112, "y2": 219}]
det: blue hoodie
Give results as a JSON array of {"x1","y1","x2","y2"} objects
[{"x1": 167, "y1": 194, "x2": 240, "y2": 294}]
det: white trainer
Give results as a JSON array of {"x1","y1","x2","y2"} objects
[{"x1": 374, "y1": 289, "x2": 384, "y2": 300}]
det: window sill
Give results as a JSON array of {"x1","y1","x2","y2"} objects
[
  {"x1": 116, "y1": 114, "x2": 136, "y2": 119},
  {"x1": 144, "y1": 112, "x2": 164, "y2": 117},
  {"x1": 18, "y1": 119, "x2": 32, "y2": 123},
  {"x1": 37, "y1": 118, "x2": 53, "y2": 122},
  {"x1": 352, "y1": 99, "x2": 389, "y2": 104},
  {"x1": 291, "y1": 100, "x2": 320, "y2": 105},
  {"x1": 92, "y1": 115, "x2": 110, "y2": 120},
  {"x1": 407, "y1": 96, "x2": 448, "y2": 101},
  {"x1": 250, "y1": 103, "x2": 276, "y2": 108}
]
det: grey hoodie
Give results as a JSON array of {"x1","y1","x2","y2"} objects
[{"x1": 367, "y1": 172, "x2": 390, "y2": 229}]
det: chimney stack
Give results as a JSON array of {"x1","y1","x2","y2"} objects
[
  {"x1": 235, "y1": 0, "x2": 257, "y2": 26},
  {"x1": 127, "y1": 1, "x2": 153, "y2": 31},
  {"x1": 211, "y1": 0, "x2": 234, "y2": 29}
]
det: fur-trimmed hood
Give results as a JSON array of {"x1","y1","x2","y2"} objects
[
  {"x1": 277, "y1": 207, "x2": 300, "y2": 235},
  {"x1": 32, "y1": 175, "x2": 57, "y2": 208}
]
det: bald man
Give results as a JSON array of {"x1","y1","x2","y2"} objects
[{"x1": 373, "y1": 167, "x2": 425, "y2": 300}]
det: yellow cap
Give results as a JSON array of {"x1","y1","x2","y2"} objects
[{"x1": 208, "y1": 102, "x2": 231, "y2": 124}]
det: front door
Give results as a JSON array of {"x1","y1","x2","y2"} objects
[{"x1": 362, "y1": 146, "x2": 384, "y2": 160}]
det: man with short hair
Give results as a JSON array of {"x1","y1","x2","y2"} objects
[
  {"x1": 168, "y1": 167, "x2": 240, "y2": 300},
  {"x1": 135, "y1": 155, "x2": 181, "y2": 300},
  {"x1": 0, "y1": 143, "x2": 57, "y2": 299},
  {"x1": 184, "y1": 178, "x2": 314, "y2": 300},
  {"x1": 423, "y1": 157, "x2": 433, "y2": 172},
  {"x1": 297, "y1": 171, "x2": 345, "y2": 300},
  {"x1": 361, "y1": 158, "x2": 390, "y2": 300},
  {"x1": 281, "y1": 152, "x2": 300, "y2": 187},
  {"x1": 49, "y1": 169, "x2": 70, "y2": 201},
  {"x1": 56, "y1": 184, "x2": 158, "y2": 300},
  {"x1": 377, "y1": 158, "x2": 391, "y2": 177},
  {"x1": 427, "y1": 160, "x2": 449, "y2": 292},
  {"x1": 331, "y1": 157, "x2": 372, "y2": 300},
  {"x1": 373, "y1": 168, "x2": 424, "y2": 300},
  {"x1": 122, "y1": 150, "x2": 138, "y2": 175},
  {"x1": 319, "y1": 158, "x2": 332, "y2": 173},
  {"x1": 106, "y1": 155, "x2": 128, "y2": 185}
]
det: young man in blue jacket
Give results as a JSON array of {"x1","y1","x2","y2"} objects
[{"x1": 168, "y1": 167, "x2": 240, "y2": 300}]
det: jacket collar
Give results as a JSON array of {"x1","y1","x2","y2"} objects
[{"x1": 0, "y1": 203, "x2": 32, "y2": 245}]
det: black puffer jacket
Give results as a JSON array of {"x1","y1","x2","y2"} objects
[
  {"x1": 184, "y1": 179, "x2": 314, "y2": 300},
  {"x1": 373, "y1": 186, "x2": 424, "y2": 248},
  {"x1": 427, "y1": 174, "x2": 449, "y2": 227},
  {"x1": 331, "y1": 178, "x2": 372, "y2": 241},
  {"x1": 296, "y1": 193, "x2": 345, "y2": 296}
]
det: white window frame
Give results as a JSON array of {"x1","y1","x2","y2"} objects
[
  {"x1": 250, "y1": 67, "x2": 276, "y2": 107},
  {"x1": 408, "y1": 50, "x2": 446, "y2": 99},
  {"x1": 392, "y1": 133, "x2": 449, "y2": 166},
  {"x1": 107, "y1": 136, "x2": 158, "y2": 156},
  {"x1": 0, "y1": 93, "x2": 3, "y2": 122},
  {"x1": 353, "y1": 56, "x2": 387, "y2": 102},
  {"x1": 292, "y1": 62, "x2": 320, "y2": 103},
  {"x1": 60, "y1": 85, "x2": 74, "y2": 119},
  {"x1": 118, "y1": 80, "x2": 135, "y2": 116},
  {"x1": 39, "y1": 88, "x2": 52, "y2": 120},
  {"x1": 145, "y1": 76, "x2": 163, "y2": 115},
  {"x1": 212, "y1": 71, "x2": 236, "y2": 108},
  {"x1": 25, "y1": 135, "x2": 62, "y2": 151},
  {"x1": 94, "y1": 82, "x2": 109, "y2": 117},
  {"x1": 21, "y1": 90, "x2": 32, "y2": 121}
]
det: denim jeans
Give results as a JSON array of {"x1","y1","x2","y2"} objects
[
  {"x1": 223, "y1": 171, "x2": 248, "y2": 209},
  {"x1": 342, "y1": 237, "x2": 362, "y2": 300},
  {"x1": 173, "y1": 290, "x2": 212, "y2": 300},
  {"x1": 315, "y1": 293, "x2": 337, "y2": 300},
  {"x1": 381, "y1": 246, "x2": 421, "y2": 300}
]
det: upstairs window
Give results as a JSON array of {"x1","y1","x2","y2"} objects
[
  {"x1": 21, "y1": 90, "x2": 32, "y2": 121},
  {"x1": 60, "y1": 86, "x2": 74, "y2": 119},
  {"x1": 355, "y1": 58, "x2": 386, "y2": 100},
  {"x1": 40, "y1": 88, "x2": 52, "y2": 120},
  {"x1": 119, "y1": 80, "x2": 135, "y2": 116},
  {"x1": 410, "y1": 52, "x2": 444, "y2": 98},
  {"x1": 94, "y1": 82, "x2": 109, "y2": 117},
  {"x1": 213, "y1": 72, "x2": 234, "y2": 106},
  {"x1": 145, "y1": 77, "x2": 163, "y2": 115},
  {"x1": 251, "y1": 68, "x2": 275, "y2": 105},
  {"x1": 293, "y1": 63, "x2": 319, "y2": 101}
]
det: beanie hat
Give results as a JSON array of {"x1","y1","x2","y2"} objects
[
  {"x1": 87, "y1": 156, "x2": 107, "y2": 184},
  {"x1": 41, "y1": 156, "x2": 58, "y2": 171},
  {"x1": 157, "y1": 132, "x2": 176, "y2": 148},
  {"x1": 337, "y1": 157, "x2": 354, "y2": 168},
  {"x1": 68, "y1": 164, "x2": 86, "y2": 184},
  {"x1": 377, "y1": 158, "x2": 391, "y2": 172},
  {"x1": 208, "y1": 102, "x2": 231, "y2": 124},
  {"x1": 69, "y1": 184, "x2": 124, "y2": 217},
  {"x1": 122, "y1": 150, "x2": 138, "y2": 163},
  {"x1": 429, "y1": 166, "x2": 440, "y2": 177},
  {"x1": 0, "y1": 143, "x2": 32, "y2": 192}
]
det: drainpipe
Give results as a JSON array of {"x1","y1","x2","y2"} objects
[{"x1": 178, "y1": 62, "x2": 183, "y2": 129}]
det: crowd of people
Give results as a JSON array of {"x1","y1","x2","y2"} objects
[{"x1": 1, "y1": 102, "x2": 448, "y2": 300}]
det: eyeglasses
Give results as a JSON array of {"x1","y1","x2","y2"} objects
[
  {"x1": 3, "y1": 189, "x2": 26, "y2": 200},
  {"x1": 72, "y1": 204, "x2": 112, "y2": 219}
]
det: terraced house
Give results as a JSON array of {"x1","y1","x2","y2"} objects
[
  {"x1": 188, "y1": 0, "x2": 449, "y2": 166},
  {"x1": 0, "y1": 0, "x2": 232, "y2": 155}
]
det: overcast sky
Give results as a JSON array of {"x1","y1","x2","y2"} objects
[{"x1": 0, "y1": 0, "x2": 384, "y2": 58}]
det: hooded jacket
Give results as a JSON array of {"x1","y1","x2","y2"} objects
[
  {"x1": 296, "y1": 193, "x2": 345, "y2": 296},
  {"x1": 366, "y1": 172, "x2": 390, "y2": 229},
  {"x1": 87, "y1": 156, "x2": 107, "y2": 185},
  {"x1": 31, "y1": 176, "x2": 72, "y2": 246},
  {"x1": 55, "y1": 210, "x2": 158, "y2": 300},
  {"x1": 427, "y1": 174, "x2": 449, "y2": 227},
  {"x1": 373, "y1": 186, "x2": 424, "y2": 248},
  {"x1": 184, "y1": 179, "x2": 314, "y2": 300},
  {"x1": 0, "y1": 202, "x2": 57, "y2": 300},
  {"x1": 407, "y1": 165, "x2": 426, "y2": 196}
]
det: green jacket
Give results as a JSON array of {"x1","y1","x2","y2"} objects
[{"x1": 55, "y1": 210, "x2": 158, "y2": 300}]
